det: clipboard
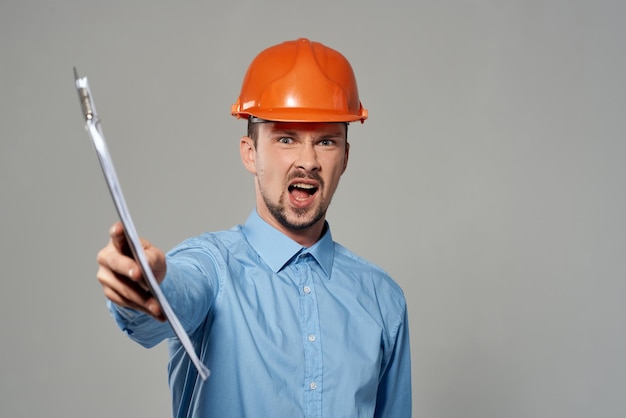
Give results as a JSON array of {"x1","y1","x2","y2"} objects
[{"x1": 74, "y1": 68, "x2": 210, "y2": 381}]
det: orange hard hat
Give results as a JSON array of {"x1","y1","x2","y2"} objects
[{"x1": 231, "y1": 38, "x2": 368, "y2": 123}]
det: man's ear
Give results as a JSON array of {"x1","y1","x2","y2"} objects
[{"x1": 240, "y1": 136, "x2": 257, "y2": 174}]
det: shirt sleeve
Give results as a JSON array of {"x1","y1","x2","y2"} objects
[
  {"x1": 374, "y1": 304, "x2": 413, "y2": 417},
  {"x1": 108, "y1": 242, "x2": 220, "y2": 349}
]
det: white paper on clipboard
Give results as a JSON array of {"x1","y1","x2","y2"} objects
[{"x1": 74, "y1": 68, "x2": 210, "y2": 381}]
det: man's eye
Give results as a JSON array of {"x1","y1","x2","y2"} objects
[
  {"x1": 319, "y1": 139, "x2": 335, "y2": 146},
  {"x1": 278, "y1": 137, "x2": 293, "y2": 144}
]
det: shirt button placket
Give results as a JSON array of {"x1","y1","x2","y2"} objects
[{"x1": 298, "y1": 254, "x2": 322, "y2": 417}]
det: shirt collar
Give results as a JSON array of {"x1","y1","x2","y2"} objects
[{"x1": 242, "y1": 210, "x2": 334, "y2": 278}]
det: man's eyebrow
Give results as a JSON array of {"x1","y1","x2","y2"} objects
[
  {"x1": 268, "y1": 129, "x2": 345, "y2": 139},
  {"x1": 270, "y1": 130, "x2": 298, "y2": 136},
  {"x1": 318, "y1": 131, "x2": 344, "y2": 138}
]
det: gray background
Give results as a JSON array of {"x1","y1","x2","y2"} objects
[{"x1": 1, "y1": 0, "x2": 625, "y2": 417}]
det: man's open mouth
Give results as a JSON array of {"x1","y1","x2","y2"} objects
[{"x1": 288, "y1": 182, "x2": 318, "y2": 200}]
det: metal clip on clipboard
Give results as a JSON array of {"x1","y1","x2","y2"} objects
[{"x1": 74, "y1": 68, "x2": 210, "y2": 381}]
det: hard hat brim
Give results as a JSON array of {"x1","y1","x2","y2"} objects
[{"x1": 232, "y1": 106, "x2": 368, "y2": 124}]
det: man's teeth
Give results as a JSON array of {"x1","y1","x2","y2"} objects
[{"x1": 292, "y1": 183, "x2": 315, "y2": 189}]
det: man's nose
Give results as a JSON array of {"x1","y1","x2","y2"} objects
[{"x1": 296, "y1": 143, "x2": 320, "y2": 172}]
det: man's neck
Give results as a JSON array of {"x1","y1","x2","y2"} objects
[{"x1": 257, "y1": 209, "x2": 325, "y2": 248}]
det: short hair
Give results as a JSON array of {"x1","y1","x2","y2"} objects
[{"x1": 247, "y1": 118, "x2": 260, "y2": 148}]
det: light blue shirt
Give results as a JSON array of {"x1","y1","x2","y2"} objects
[{"x1": 110, "y1": 210, "x2": 411, "y2": 417}]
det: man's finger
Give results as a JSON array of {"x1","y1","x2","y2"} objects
[
  {"x1": 97, "y1": 244, "x2": 140, "y2": 283},
  {"x1": 109, "y1": 222, "x2": 134, "y2": 257},
  {"x1": 98, "y1": 266, "x2": 164, "y2": 321}
]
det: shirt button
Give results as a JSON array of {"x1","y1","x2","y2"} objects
[
  {"x1": 308, "y1": 334, "x2": 316, "y2": 342},
  {"x1": 303, "y1": 286, "x2": 311, "y2": 294},
  {"x1": 309, "y1": 381, "x2": 317, "y2": 390}
]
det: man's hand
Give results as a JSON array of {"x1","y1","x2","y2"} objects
[{"x1": 96, "y1": 222, "x2": 167, "y2": 321}]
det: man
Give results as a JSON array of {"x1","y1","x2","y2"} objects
[{"x1": 97, "y1": 38, "x2": 412, "y2": 417}]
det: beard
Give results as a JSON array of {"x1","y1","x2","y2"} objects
[
  {"x1": 258, "y1": 169, "x2": 329, "y2": 231},
  {"x1": 264, "y1": 193, "x2": 328, "y2": 231}
]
